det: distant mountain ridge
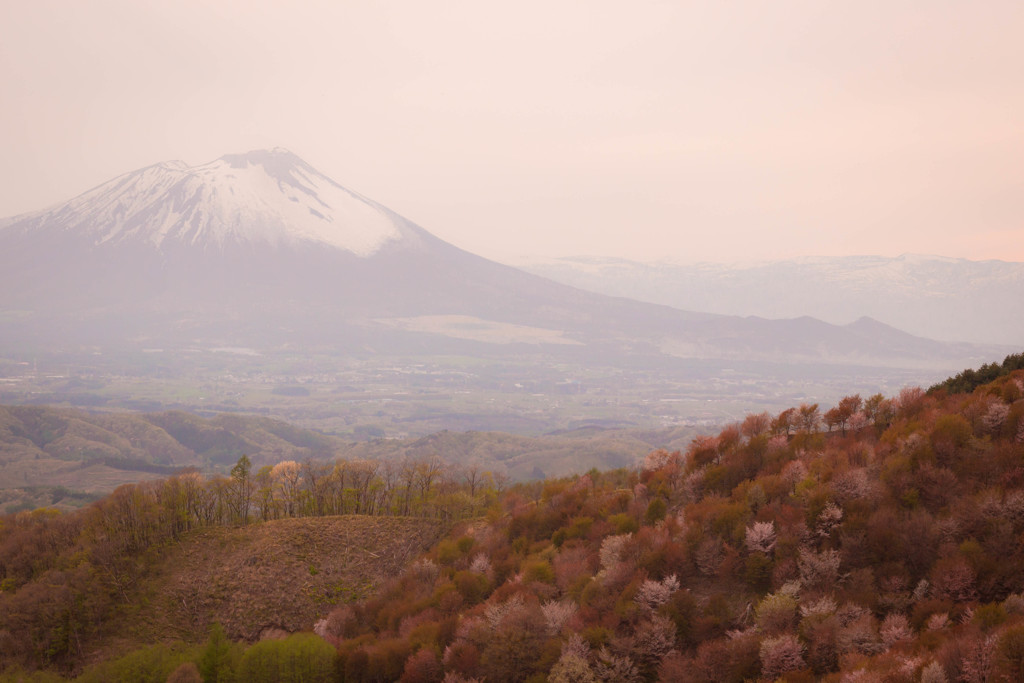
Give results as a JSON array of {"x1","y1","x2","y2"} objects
[
  {"x1": 0, "y1": 150, "x2": 1005, "y2": 372},
  {"x1": 0, "y1": 403, "x2": 674, "y2": 495},
  {"x1": 520, "y1": 254, "x2": 1024, "y2": 345}
]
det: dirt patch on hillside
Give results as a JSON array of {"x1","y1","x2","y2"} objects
[{"x1": 90, "y1": 515, "x2": 444, "y2": 661}]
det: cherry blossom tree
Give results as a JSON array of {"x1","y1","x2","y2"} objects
[
  {"x1": 541, "y1": 600, "x2": 578, "y2": 636},
  {"x1": 879, "y1": 613, "x2": 912, "y2": 647},
  {"x1": 634, "y1": 575, "x2": 680, "y2": 612},
  {"x1": 798, "y1": 547, "x2": 842, "y2": 592},
  {"x1": 760, "y1": 633, "x2": 806, "y2": 680},
  {"x1": 632, "y1": 614, "x2": 678, "y2": 672},
  {"x1": 815, "y1": 502, "x2": 844, "y2": 539},
  {"x1": 745, "y1": 521, "x2": 777, "y2": 554}
]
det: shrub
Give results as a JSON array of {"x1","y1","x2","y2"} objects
[
  {"x1": 399, "y1": 648, "x2": 443, "y2": 683},
  {"x1": 523, "y1": 559, "x2": 555, "y2": 584},
  {"x1": 644, "y1": 499, "x2": 668, "y2": 525},
  {"x1": 930, "y1": 415, "x2": 971, "y2": 466},
  {"x1": 609, "y1": 513, "x2": 639, "y2": 535},
  {"x1": 199, "y1": 623, "x2": 241, "y2": 683},
  {"x1": 236, "y1": 633, "x2": 335, "y2": 683},
  {"x1": 996, "y1": 624, "x2": 1024, "y2": 681},
  {"x1": 436, "y1": 539, "x2": 462, "y2": 565},
  {"x1": 166, "y1": 661, "x2": 203, "y2": 683},
  {"x1": 755, "y1": 591, "x2": 798, "y2": 633},
  {"x1": 76, "y1": 643, "x2": 196, "y2": 683},
  {"x1": 974, "y1": 603, "x2": 1007, "y2": 631},
  {"x1": 744, "y1": 552, "x2": 773, "y2": 591},
  {"x1": 454, "y1": 570, "x2": 490, "y2": 605}
]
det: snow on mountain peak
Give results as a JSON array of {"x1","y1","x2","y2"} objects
[{"x1": 5, "y1": 149, "x2": 408, "y2": 256}]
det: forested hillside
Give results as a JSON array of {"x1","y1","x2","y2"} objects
[
  {"x1": 929, "y1": 352, "x2": 1024, "y2": 396},
  {"x1": 3, "y1": 367, "x2": 1024, "y2": 681},
  {"x1": 307, "y1": 372, "x2": 1024, "y2": 682},
  {"x1": 0, "y1": 452, "x2": 474, "y2": 678},
  {"x1": 0, "y1": 406, "x2": 343, "y2": 499}
]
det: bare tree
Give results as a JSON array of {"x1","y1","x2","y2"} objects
[
  {"x1": 271, "y1": 460, "x2": 302, "y2": 517},
  {"x1": 462, "y1": 461, "x2": 484, "y2": 497},
  {"x1": 301, "y1": 459, "x2": 333, "y2": 516},
  {"x1": 229, "y1": 455, "x2": 254, "y2": 524}
]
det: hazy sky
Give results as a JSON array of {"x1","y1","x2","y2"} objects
[{"x1": 2, "y1": 1, "x2": 1022, "y2": 264}]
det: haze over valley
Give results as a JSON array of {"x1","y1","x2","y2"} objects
[{"x1": 0, "y1": 150, "x2": 1005, "y2": 452}]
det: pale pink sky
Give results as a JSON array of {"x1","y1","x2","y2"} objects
[{"x1": 1, "y1": 1, "x2": 1022, "y2": 264}]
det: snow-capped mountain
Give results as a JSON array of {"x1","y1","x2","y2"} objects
[
  {"x1": 0, "y1": 150, "x2": 1007, "y2": 372},
  {"x1": 521, "y1": 255, "x2": 1024, "y2": 346},
  {"x1": 0, "y1": 149, "x2": 419, "y2": 255}
]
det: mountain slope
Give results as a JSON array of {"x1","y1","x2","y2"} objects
[
  {"x1": 313, "y1": 367, "x2": 1024, "y2": 682},
  {"x1": 522, "y1": 254, "x2": 1024, "y2": 345}
]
